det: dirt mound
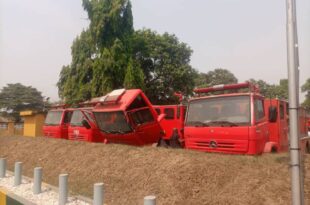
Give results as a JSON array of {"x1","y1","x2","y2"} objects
[{"x1": 0, "y1": 136, "x2": 309, "y2": 205}]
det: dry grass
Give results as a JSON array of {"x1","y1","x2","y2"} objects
[{"x1": 0, "y1": 136, "x2": 309, "y2": 205}]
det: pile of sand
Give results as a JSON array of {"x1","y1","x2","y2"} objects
[{"x1": 0, "y1": 136, "x2": 309, "y2": 205}]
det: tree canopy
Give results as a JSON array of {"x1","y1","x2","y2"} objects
[
  {"x1": 58, "y1": 0, "x2": 196, "y2": 104},
  {"x1": 248, "y1": 79, "x2": 288, "y2": 100},
  {"x1": 0, "y1": 83, "x2": 45, "y2": 121},
  {"x1": 195, "y1": 68, "x2": 238, "y2": 88},
  {"x1": 131, "y1": 29, "x2": 196, "y2": 104}
]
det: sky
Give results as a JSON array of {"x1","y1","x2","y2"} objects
[{"x1": 0, "y1": 0, "x2": 309, "y2": 101}]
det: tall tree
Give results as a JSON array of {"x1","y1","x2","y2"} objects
[
  {"x1": 301, "y1": 78, "x2": 310, "y2": 109},
  {"x1": 131, "y1": 29, "x2": 197, "y2": 104},
  {"x1": 58, "y1": 1, "x2": 197, "y2": 104},
  {"x1": 0, "y1": 83, "x2": 45, "y2": 121},
  {"x1": 58, "y1": 0, "x2": 133, "y2": 104}
]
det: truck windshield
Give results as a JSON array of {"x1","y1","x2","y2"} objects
[
  {"x1": 70, "y1": 110, "x2": 85, "y2": 127},
  {"x1": 93, "y1": 111, "x2": 132, "y2": 134},
  {"x1": 186, "y1": 96, "x2": 251, "y2": 126},
  {"x1": 45, "y1": 111, "x2": 63, "y2": 126}
]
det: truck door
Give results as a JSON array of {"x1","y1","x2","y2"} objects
[
  {"x1": 254, "y1": 98, "x2": 269, "y2": 153},
  {"x1": 129, "y1": 107, "x2": 162, "y2": 144}
]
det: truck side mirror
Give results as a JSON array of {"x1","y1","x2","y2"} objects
[
  {"x1": 157, "y1": 113, "x2": 166, "y2": 122},
  {"x1": 269, "y1": 106, "x2": 277, "y2": 122},
  {"x1": 82, "y1": 119, "x2": 91, "y2": 129}
]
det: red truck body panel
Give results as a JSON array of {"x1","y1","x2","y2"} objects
[
  {"x1": 43, "y1": 108, "x2": 73, "y2": 139},
  {"x1": 153, "y1": 105, "x2": 186, "y2": 140},
  {"x1": 92, "y1": 89, "x2": 163, "y2": 146}
]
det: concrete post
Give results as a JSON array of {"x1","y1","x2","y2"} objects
[
  {"x1": 0, "y1": 158, "x2": 6, "y2": 178},
  {"x1": 144, "y1": 195, "x2": 156, "y2": 205},
  {"x1": 93, "y1": 183, "x2": 104, "y2": 205},
  {"x1": 33, "y1": 167, "x2": 42, "y2": 194},
  {"x1": 14, "y1": 162, "x2": 22, "y2": 186},
  {"x1": 59, "y1": 174, "x2": 68, "y2": 205}
]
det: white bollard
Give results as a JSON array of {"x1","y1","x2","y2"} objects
[
  {"x1": 59, "y1": 174, "x2": 68, "y2": 205},
  {"x1": 93, "y1": 183, "x2": 104, "y2": 205},
  {"x1": 33, "y1": 167, "x2": 42, "y2": 194},
  {"x1": 144, "y1": 195, "x2": 156, "y2": 205},
  {"x1": 14, "y1": 162, "x2": 22, "y2": 186},
  {"x1": 0, "y1": 158, "x2": 6, "y2": 178}
]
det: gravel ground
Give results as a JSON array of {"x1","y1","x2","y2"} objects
[{"x1": 0, "y1": 172, "x2": 89, "y2": 205}]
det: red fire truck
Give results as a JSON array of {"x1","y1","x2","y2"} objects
[
  {"x1": 153, "y1": 105, "x2": 187, "y2": 147},
  {"x1": 184, "y1": 82, "x2": 285, "y2": 154},
  {"x1": 184, "y1": 82, "x2": 310, "y2": 155},
  {"x1": 43, "y1": 106, "x2": 73, "y2": 139},
  {"x1": 68, "y1": 108, "x2": 104, "y2": 142},
  {"x1": 90, "y1": 89, "x2": 165, "y2": 146}
]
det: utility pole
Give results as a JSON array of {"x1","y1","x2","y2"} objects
[{"x1": 286, "y1": 0, "x2": 304, "y2": 205}]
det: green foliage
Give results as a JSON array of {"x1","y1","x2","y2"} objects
[
  {"x1": 58, "y1": 1, "x2": 196, "y2": 105},
  {"x1": 58, "y1": 0, "x2": 133, "y2": 104},
  {"x1": 0, "y1": 83, "x2": 45, "y2": 121},
  {"x1": 301, "y1": 78, "x2": 310, "y2": 109},
  {"x1": 132, "y1": 29, "x2": 196, "y2": 104},
  {"x1": 195, "y1": 68, "x2": 238, "y2": 88},
  {"x1": 124, "y1": 58, "x2": 145, "y2": 89},
  {"x1": 248, "y1": 79, "x2": 288, "y2": 99}
]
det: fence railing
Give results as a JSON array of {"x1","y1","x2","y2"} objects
[{"x1": 0, "y1": 158, "x2": 156, "y2": 205}]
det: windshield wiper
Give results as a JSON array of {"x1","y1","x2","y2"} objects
[
  {"x1": 207, "y1": 120, "x2": 238, "y2": 127},
  {"x1": 186, "y1": 121, "x2": 210, "y2": 127}
]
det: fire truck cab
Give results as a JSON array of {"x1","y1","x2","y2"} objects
[
  {"x1": 91, "y1": 89, "x2": 164, "y2": 146},
  {"x1": 184, "y1": 82, "x2": 270, "y2": 155},
  {"x1": 68, "y1": 108, "x2": 104, "y2": 142},
  {"x1": 43, "y1": 107, "x2": 73, "y2": 139}
]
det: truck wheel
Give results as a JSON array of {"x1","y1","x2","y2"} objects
[
  {"x1": 169, "y1": 134, "x2": 182, "y2": 149},
  {"x1": 169, "y1": 137, "x2": 182, "y2": 148},
  {"x1": 271, "y1": 146, "x2": 278, "y2": 153}
]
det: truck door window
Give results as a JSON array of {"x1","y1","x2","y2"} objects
[
  {"x1": 127, "y1": 95, "x2": 147, "y2": 110},
  {"x1": 164, "y1": 108, "x2": 175, "y2": 120},
  {"x1": 254, "y1": 99, "x2": 265, "y2": 122},
  {"x1": 70, "y1": 110, "x2": 85, "y2": 126},
  {"x1": 130, "y1": 108, "x2": 155, "y2": 125}
]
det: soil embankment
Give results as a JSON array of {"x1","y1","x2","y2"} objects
[{"x1": 0, "y1": 136, "x2": 309, "y2": 205}]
